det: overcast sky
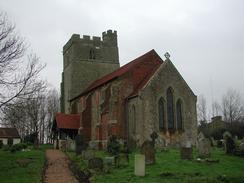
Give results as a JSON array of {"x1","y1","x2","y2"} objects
[{"x1": 1, "y1": 0, "x2": 244, "y2": 114}]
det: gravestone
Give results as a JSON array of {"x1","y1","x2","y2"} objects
[
  {"x1": 141, "y1": 140, "x2": 155, "y2": 165},
  {"x1": 104, "y1": 156, "x2": 115, "y2": 166},
  {"x1": 82, "y1": 149, "x2": 95, "y2": 160},
  {"x1": 239, "y1": 142, "x2": 244, "y2": 151},
  {"x1": 59, "y1": 140, "x2": 67, "y2": 151},
  {"x1": 180, "y1": 147, "x2": 193, "y2": 160},
  {"x1": 67, "y1": 138, "x2": 75, "y2": 151},
  {"x1": 89, "y1": 141, "x2": 98, "y2": 150},
  {"x1": 197, "y1": 138, "x2": 211, "y2": 158},
  {"x1": 134, "y1": 154, "x2": 145, "y2": 176},
  {"x1": 104, "y1": 156, "x2": 115, "y2": 172},
  {"x1": 120, "y1": 141, "x2": 129, "y2": 164},
  {"x1": 75, "y1": 133, "x2": 87, "y2": 155},
  {"x1": 180, "y1": 140, "x2": 193, "y2": 160},
  {"x1": 211, "y1": 137, "x2": 217, "y2": 147},
  {"x1": 224, "y1": 136, "x2": 235, "y2": 154},
  {"x1": 88, "y1": 157, "x2": 103, "y2": 171},
  {"x1": 196, "y1": 132, "x2": 205, "y2": 149},
  {"x1": 155, "y1": 137, "x2": 166, "y2": 150}
]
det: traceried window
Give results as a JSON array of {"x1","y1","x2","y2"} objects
[
  {"x1": 176, "y1": 99, "x2": 183, "y2": 130},
  {"x1": 167, "y1": 87, "x2": 174, "y2": 130},
  {"x1": 158, "y1": 97, "x2": 165, "y2": 130}
]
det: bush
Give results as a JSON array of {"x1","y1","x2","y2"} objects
[
  {"x1": 107, "y1": 135, "x2": 120, "y2": 155},
  {"x1": 225, "y1": 136, "x2": 236, "y2": 154},
  {"x1": 23, "y1": 132, "x2": 37, "y2": 144},
  {"x1": 2, "y1": 145, "x2": 10, "y2": 151},
  {"x1": 10, "y1": 143, "x2": 28, "y2": 153},
  {"x1": 0, "y1": 140, "x2": 3, "y2": 149},
  {"x1": 217, "y1": 140, "x2": 223, "y2": 148},
  {"x1": 210, "y1": 128, "x2": 227, "y2": 140}
]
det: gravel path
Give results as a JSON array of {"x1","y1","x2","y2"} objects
[{"x1": 44, "y1": 149, "x2": 79, "y2": 183}]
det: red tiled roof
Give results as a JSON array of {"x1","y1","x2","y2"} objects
[
  {"x1": 0, "y1": 128, "x2": 20, "y2": 138},
  {"x1": 72, "y1": 49, "x2": 163, "y2": 100},
  {"x1": 55, "y1": 113, "x2": 80, "y2": 130}
]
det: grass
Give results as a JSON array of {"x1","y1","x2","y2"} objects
[
  {"x1": 0, "y1": 144, "x2": 52, "y2": 183},
  {"x1": 67, "y1": 148, "x2": 244, "y2": 183}
]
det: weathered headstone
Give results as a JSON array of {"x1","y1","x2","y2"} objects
[
  {"x1": 155, "y1": 137, "x2": 166, "y2": 150},
  {"x1": 180, "y1": 141, "x2": 193, "y2": 160},
  {"x1": 180, "y1": 147, "x2": 193, "y2": 160},
  {"x1": 210, "y1": 137, "x2": 217, "y2": 147},
  {"x1": 120, "y1": 141, "x2": 129, "y2": 164},
  {"x1": 67, "y1": 138, "x2": 75, "y2": 151},
  {"x1": 59, "y1": 140, "x2": 67, "y2": 151},
  {"x1": 82, "y1": 149, "x2": 95, "y2": 160},
  {"x1": 141, "y1": 140, "x2": 155, "y2": 164},
  {"x1": 88, "y1": 157, "x2": 103, "y2": 171},
  {"x1": 224, "y1": 136, "x2": 235, "y2": 154},
  {"x1": 89, "y1": 141, "x2": 98, "y2": 150},
  {"x1": 75, "y1": 133, "x2": 87, "y2": 155},
  {"x1": 239, "y1": 142, "x2": 244, "y2": 151},
  {"x1": 104, "y1": 156, "x2": 115, "y2": 166},
  {"x1": 196, "y1": 132, "x2": 205, "y2": 149},
  {"x1": 197, "y1": 138, "x2": 211, "y2": 158},
  {"x1": 134, "y1": 154, "x2": 145, "y2": 176},
  {"x1": 104, "y1": 156, "x2": 115, "y2": 172}
]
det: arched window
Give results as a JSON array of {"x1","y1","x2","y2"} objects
[
  {"x1": 167, "y1": 87, "x2": 174, "y2": 130},
  {"x1": 131, "y1": 105, "x2": 136, "y2": 134},
  {"x1": 158, "y1": 97, "x2": 165, "y2": 130},
  {"x1": 176, "y1": 99, "x2": 183, "y2": 130}
]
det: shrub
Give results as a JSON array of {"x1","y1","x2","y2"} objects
[
  {"x1": 2, "y1": 145, "x2": 10, "y2": 151},
  {"x1": 225, "y1": 136, "x2": 236, "y2": 154},
  {"x1": 0, "y1": 140, "x2": 3, "y2": 149},
  {"x1": 210, "y1": 128, "x2": 227, "y2": 140},
  {"x1": 10, "y1": 143, "x2": 28, "y2": 153},
  {"x1": 216, "y1": 140, "x2": 223, "y2": 148},
  {"x1": 223, "y1": 131, "x2": 232, "y2": 139},
  {"x1": 107, "y1": 135, "x2": 120, "y2": 155}
]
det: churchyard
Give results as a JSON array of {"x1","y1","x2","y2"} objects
[
  {"x1": 0, "y1": 137, "x2": 244, "y2": 183},
  {"x1": 65, "y1": 133, "x2": 244, "y2": 183}
]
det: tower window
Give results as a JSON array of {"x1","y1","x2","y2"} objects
[{"x1": 89, "y1": 49, "x2": 95, "y2": 59}]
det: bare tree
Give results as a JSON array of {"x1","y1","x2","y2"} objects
[
  {"x1": 45, "y1": 89, "x2": 59, "y2": 143},
  {"x1": 211, "y1": 101, "x2": 221, "y2": 117},
  {"x1": 221, "y1": 89, "x2": 244, "y2": 123},
  {"x1": 1, "y1": 86, "x2": 59, "y2": 145},
  {"x1": 197, "y1": 95, "x2": 207, "y2": 123},
  {"x1": 0, "y1": 13, "x2": 45, "y2": 109}
]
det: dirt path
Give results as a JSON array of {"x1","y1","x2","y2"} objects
[{"x1": 44, "y1": 149, "x2": 79, "y2": 183}]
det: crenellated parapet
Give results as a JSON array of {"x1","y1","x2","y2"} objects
[{"x1": 60, "y1": 30, "x2": 120, "y2": 113}]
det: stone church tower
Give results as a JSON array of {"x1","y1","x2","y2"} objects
[{"x1": 60, "y1": 30, "x2": 120, "y2": 113}]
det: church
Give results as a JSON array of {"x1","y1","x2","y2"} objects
[{"x1": 55, "y1": 30, "x2": 197, "y2": 149}]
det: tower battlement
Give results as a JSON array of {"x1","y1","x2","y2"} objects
[
  {"x1": 63, "y1": 30, "x2": 117, "y2": 54},
  {"x1": 60, "y1": 30, "x2": 120, "y2": 113}
]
